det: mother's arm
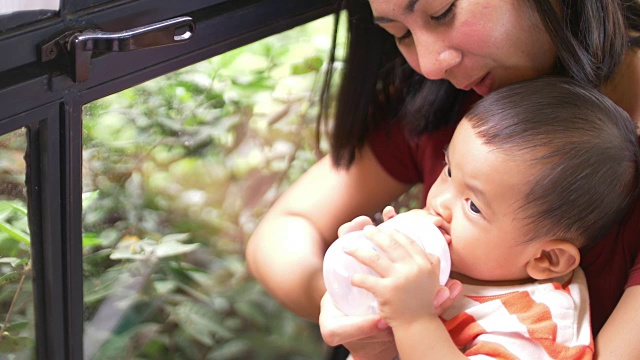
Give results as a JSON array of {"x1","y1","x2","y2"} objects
[
  {"x1": 595, "y1": 285, "x2": 640, "y2": 359},
  {"x1": 245, "y1": 145, "x2": 410, "y2": 321}
]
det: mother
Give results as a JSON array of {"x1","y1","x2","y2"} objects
[{"x1": 246, "y1": 0, "x2": 640, "y2": 358}]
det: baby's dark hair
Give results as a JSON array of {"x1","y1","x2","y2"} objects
[{"x1": 465, "y1": 77, "x2": 640, "y2": 248}]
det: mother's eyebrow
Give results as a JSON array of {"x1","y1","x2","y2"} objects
[
  {"x1": 404, "y1": 0, "x2": 420, "y2": 14},
  {"x1": 372, "y1": 0, "x2": 420, "y2": 24}
]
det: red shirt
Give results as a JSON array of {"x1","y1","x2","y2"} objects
[{"x1": 368, "y1": 121, "x2": 640, "y2": 335}]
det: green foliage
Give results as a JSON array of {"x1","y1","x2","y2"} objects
[
  {"x1": 0, "y1": 199, "x2": 33, "y2": 357},
  {"x1": 78, "y1": 15, "x2": 344, "y2": 360}
]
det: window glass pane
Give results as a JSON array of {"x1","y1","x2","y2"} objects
[
  {"x1": 0, "y1": 128, "x2": 34, "y2": 358},
  {"x1": 0, "y1": 0, "x2": 59, "y2": 31},
  {"x1": 0, "y1": 0, "x2": 59, "y2": 15},
  {"x1": 82, "y1": 14, "x2": 342, "y2": 359}
]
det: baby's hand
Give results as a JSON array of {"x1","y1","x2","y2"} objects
[
  {"x1": 381, "y1": 205, "x2": 398, "y2": 222},
  {"x1": 345, "y1": 225, "x2": 442, "y2": 327},
  {"x1": 338, "y1": 215, "x2": 374, "y2": 237},
  {"x1": 338, "y1": 205, "x2": 399, "y2": 237}
]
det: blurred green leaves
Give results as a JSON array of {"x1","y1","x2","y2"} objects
[{"x1": 78, "y1": 14, "x2": 343, "y2": 360}]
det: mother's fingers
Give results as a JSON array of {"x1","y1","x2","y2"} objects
[{"x1": 319, "y1": 293, "x2": 385, "y2": 346}]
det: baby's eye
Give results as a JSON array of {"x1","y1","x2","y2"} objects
[
  {"x1": 467, "y1": 199, "x2": 481, "y2": 215},
  {"x1": 446, "y1": 165, "x2": 451, "y2": 178}
]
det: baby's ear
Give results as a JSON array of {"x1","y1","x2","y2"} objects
[{"x1": 525, "y1": 240, "x2": 580, "y2": 280}]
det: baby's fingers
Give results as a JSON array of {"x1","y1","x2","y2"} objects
[
  {"x1": 433, "y1": 279, "x2": 463, "y2": 315},
  {"x1": 338, "y1": 216, "x2": 374, "y2": 237},
  {"x1": 344, "y1": 241, "x2": 393, "y2": 277},
  {"x1": 381, "y1": 206, "x2": 398, "y2": 221},
  {"x1": 364, "y1": 225, "x2": 418, "y2": 263},
  {"x1": 350, "y1": 273, "x2": 383, "y2": 294}
]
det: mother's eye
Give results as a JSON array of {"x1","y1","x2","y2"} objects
[
  {"x1": 431, "y1": 0, "x2": 457, "y2": 23},
  {"x1": 396, "y1": 30, "x2": 412, "y2": 43}
]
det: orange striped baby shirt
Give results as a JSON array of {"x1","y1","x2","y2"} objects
[{"x1": 440, "y1": 268, "x2": 593, "y2": 359}]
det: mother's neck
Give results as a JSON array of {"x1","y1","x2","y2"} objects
[{"x1": 601, "y1": 48, "x2": 640, "y2": 131}]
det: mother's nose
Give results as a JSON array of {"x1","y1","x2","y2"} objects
[{"x1": 415, "y1": 36, "x2": 461, "y2": 80}]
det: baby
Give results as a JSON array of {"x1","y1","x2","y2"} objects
[{"x1": 342, "y1": 77, "x2": 640, "y2": 359}]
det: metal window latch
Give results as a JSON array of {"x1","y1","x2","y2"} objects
[{"x1": 40, "y1": 16, "x2": 195, "y2": 83}]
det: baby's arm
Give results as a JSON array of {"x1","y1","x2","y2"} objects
[
  {"x1": 347, "y1": 223, "x2": 466, "y2": 360},
  {"x1": 393, "y1": 318, "x2": 464, "y2": 360}
]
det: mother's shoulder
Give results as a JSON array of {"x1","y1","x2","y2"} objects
[{"x1": 601, "y1": 48, "x2": 640, "y2": 131}]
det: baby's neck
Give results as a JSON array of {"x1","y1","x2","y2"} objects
[{"x1": 449, "y1": 271, "x2": 536, "y2": 287}]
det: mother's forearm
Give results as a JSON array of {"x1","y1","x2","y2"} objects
[
  {"x1": 594, "y1": 286, "x2": 640, "y2": 359},
  {"x1": 246, "y1": 213, "x2": 328, "y2": 322}
]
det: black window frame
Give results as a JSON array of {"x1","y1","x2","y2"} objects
[{"x1": 0, "y1": 1, "x2": 340, "y2": 358}]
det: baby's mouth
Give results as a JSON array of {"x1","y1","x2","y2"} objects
[{"x1": 439, "y1": 227, "x2": 452, "y2": 245}]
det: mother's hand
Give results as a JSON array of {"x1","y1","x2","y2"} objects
[
  {"x1": 319, "y1": 283, "x2": 462, "y2": 360},
  {"x1": 325, "y1": 214, "x2": 398, "y2": 359},
  {"x1": 319, "y1": 293, "x2": 398, "y2": 360}
]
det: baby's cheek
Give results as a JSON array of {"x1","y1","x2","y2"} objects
[{"x1": 447, "y1": 229, "x2": 475, "y2": 272}]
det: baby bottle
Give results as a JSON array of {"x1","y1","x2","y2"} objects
[{"x1": 323, "y1": 211, "x2": 451, "y2": 316}]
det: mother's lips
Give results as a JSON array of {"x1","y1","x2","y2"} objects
[{"x1": 460, "y1": 72, "x2": 490, "y2": 94}]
